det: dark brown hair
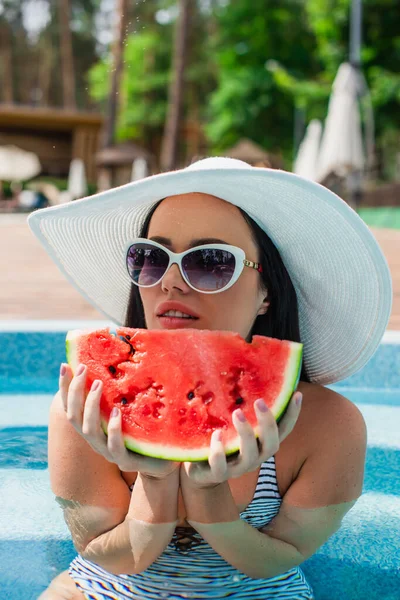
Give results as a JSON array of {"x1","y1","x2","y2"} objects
[{"x1": 124, "y1": 199, "x2": 310, "y2": 382}]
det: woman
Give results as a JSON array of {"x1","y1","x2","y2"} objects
[{"x1": 29, "y1": 157, "x2": 392, "y2": 599}]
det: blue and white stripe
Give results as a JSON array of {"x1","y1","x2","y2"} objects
[{"x1": 69, "y1": 456, "x2": 315, "y2": 599}]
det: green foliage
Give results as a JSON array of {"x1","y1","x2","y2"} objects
[
  {"x1": 205, "y1": 0, "x2": 321, "y2": 164},
  {"x1": 88, "y1": 28, "x2": 172, "y2": 140}
]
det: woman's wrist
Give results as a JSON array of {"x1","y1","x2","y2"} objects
[
  {"x1": 140, "y1": 467, "x2": 180, "y2": 483},
  {"x1": 181, "y1": 477, "x2": 240, "y2": 524},
  {"x1": 128, "y1": 470, "x2": 179, "y2": 524}
]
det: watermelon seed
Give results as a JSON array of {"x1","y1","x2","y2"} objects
[
  {"x1": 108, "y1": 365, "x2": 117, "y2": 375},
  {"x1": 121, "y1": 397, "x2": 128, "y2": 405},
  {"x1": 125, "y1": 335, "x2": 131, "y2": 340},
  {"x1": 235, "y1": 397, "x2": 244, "y2": 405},
  {"x1": 187, "y1": 391, "x2": 195, "y2": 400}
]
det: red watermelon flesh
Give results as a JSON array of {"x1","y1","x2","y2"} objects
[{"x1": 66, "y1": 328, "x2": 303, "y2": 462}]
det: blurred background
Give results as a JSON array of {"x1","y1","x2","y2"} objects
[{"x1": 0, "y1": 0, "x2": 399, "y2": 324}]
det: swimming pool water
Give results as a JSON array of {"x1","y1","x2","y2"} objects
[{"x1": 0, "y1": 324, "x2": 399, "y2": 600}]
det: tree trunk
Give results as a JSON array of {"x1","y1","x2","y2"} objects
[
  {"x1": 103, "y1": 0, "x2": 129, "y2": 148},
  {"x1": 0, "y1": 20, "x2": 14, "y2": 103},
  {"x1": 39, "y1": 37, "x2": 53, "y2": 107},
  {"x1": 160, "y1": 0, "x2": 191, "y2": 171},
  {"x1": 58, "y1": 0, "x2": 76, "y2": 109}
]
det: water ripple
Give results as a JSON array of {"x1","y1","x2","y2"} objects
[{"x1": 0, "y1": 426, "x2": 48, "y2": 469}]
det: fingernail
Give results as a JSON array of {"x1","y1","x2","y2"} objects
[
  {"x1": 111, "y1": 407, "x2": 119, "y2": 418},
  {"x1": 213, "y1": 430, "x2": 222, "y2": 442},
  {"x1": 91, "y1": 380, "x2": 101, "y2": 392},
  {"x1": 296, "y1": 393, "x2": 303, "y2": 407},
  {"x1": 255, "y1": 399, "x2": 268, "y2": 412},
  {"x1": 75, "y1": 364, "x2": 85, "y2": 377},
  {"x1": 60, "y1": 364, "x2": 66, "y2": 377},
  {"x1": 235, "y1": 409, "x2": 246, "y2": 422}
]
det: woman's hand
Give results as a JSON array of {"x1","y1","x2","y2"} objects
[
  {"x1": 59, "y1": 363, "x2": 180, "y2": 479},
  {"x1": 181, "y1": 393, "x2": 302, "y2": 488}
]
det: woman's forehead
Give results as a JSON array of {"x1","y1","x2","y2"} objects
[{"x1": 147, "y1": 193, "x2": 255, "y2": 249}]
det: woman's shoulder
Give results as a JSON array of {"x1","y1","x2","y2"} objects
[
  {"x1": 276, "y1": 381, "x2": 366, "y2": 493},
  {"x1": 292, "y1": 380, "x2": 367, "y2": 465},
  {"x1": 279, "y1": 381, "x2": 367, "y2": 506},
  {"x1": 297, "y1": 381, "x2": 366, "y2": 439}
]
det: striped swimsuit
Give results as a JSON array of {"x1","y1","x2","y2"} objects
[{"x1": 68, "y1": 456, "x2": 314, "y2": 599}]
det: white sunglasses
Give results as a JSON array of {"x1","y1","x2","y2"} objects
[{"x1": 125, "y1": 238, "x2": 262, "y2": 294}]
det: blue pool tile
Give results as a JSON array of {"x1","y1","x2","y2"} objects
[
  {"x1": 329, "y1": 386, "x2": 400, "y2": 406},
  {"x1": 0, "y1": 332, "x2": 66, "y2": 380},
  {"x1": 333, "y1": 342, "x2": 400, "y2": 389},
  {"x1": 0, "y1": 375, "x2": 58, "y2": 394}
]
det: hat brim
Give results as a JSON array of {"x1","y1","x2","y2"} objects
[{"x1": 27, "y1": 164, "x2": 392, "y2": 384}]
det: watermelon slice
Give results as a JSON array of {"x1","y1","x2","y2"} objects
[{"x1": 66, "y1": 328, "x2": 303, "y2": 462}]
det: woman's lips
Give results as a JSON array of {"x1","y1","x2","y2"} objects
[{"x1": 157, "y1": 316, "x2": 199, "y2": 329}]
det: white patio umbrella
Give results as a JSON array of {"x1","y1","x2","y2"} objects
[
  {"x1": 57, "y1": 159, "x2": 88, "y2": 204},
  {"x1": 67, "y1": 158, "x2": 88, "y2": 200},
  {"x1": 131, "y1": 157, "x2": 148, "y2": 181},
  {"x1": 0, "y1": 145, "x2": 41, "y2": 181},
  {"x1": 316, "y1": 62, "x2": 365, "y2": 183},
  {"x1": 293, "y1": 119, "x2": 322, "y2": 181}
]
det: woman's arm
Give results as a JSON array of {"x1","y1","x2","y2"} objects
[
  {"x1": 183, "y1": 478, "x2": 304, "y2": 579},
  {"x1": 183, "y1": 477, "x2": 355, "y2": 579},
  {"x1": 182, "y1": 391, "x2": 367, "y2": 579},
  {"x1": 72, "y1": 471, "x2": 179, "y2": 575},
  {"x1": 49, "y1": 392, "x2": 179, "y2": 575}
]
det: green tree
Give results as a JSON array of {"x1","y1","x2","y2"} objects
[
  {"x1": 0, "y1": 0, "x2": 101, "y2": 109},
  {"x1": 205, "y1": 0, "x2": 320, "y2": 164}
]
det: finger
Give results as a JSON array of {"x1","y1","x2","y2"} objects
[
  {"x1": 59, "y1": 363, "x2": 73, "y2": 413},
  {"x1": 106, "y1": 407, "x2": 131, "y2": 468},
  {"x1": 207, "y1": 430, "x2": 228, "y2": 481},
  {"x1": 277, "y1": 392, "x2": 302, "y2": 443},
  {"x1": 185, "y1": 430, "x2": 226, "y2": 485},
  {"x1": 66, "y1": 364, "x2": 87, "y2": 426},
  {"x1": 232, "y1": 409, "x2": 259, "y2": 471},
  {"x1": 254, "y1": 399, "x2": 280, "y2": 461},
  {"x1": 81, "y1": 379, "x2": 104, "y2": 440}
]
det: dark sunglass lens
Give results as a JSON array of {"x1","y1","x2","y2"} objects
[
  {"x1": 126, "y1": 244, "x2": 169, "y2": 286},
  {"x1": 182, "y1": 249, "x2": 236, "y2": 291}
]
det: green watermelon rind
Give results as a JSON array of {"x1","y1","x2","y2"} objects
[
  {"x1": 66, "y1": 330, "x2": 303, "y2": 463},
  {"x1": 66, "y1": 329, "x2": 81, "y2": 371}
]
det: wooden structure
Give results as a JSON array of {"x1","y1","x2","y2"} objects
[
  {"x1": 224, "y1": 138, "x2": 284, "y2": 169},
  {"x1": 0, "y1": 104, "x2": 103, "y2": 183},
  {"x1": 96, "y1": 142, "x2": 156, "y2": 190}
]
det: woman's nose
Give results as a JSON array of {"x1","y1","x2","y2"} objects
[{"x1": 161, "y1": 263, "x2": 191, "y2": 293}]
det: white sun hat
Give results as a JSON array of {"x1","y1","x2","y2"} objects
[{"x1": 27, "y1": 156, "x2": 392, "y2": 385}]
